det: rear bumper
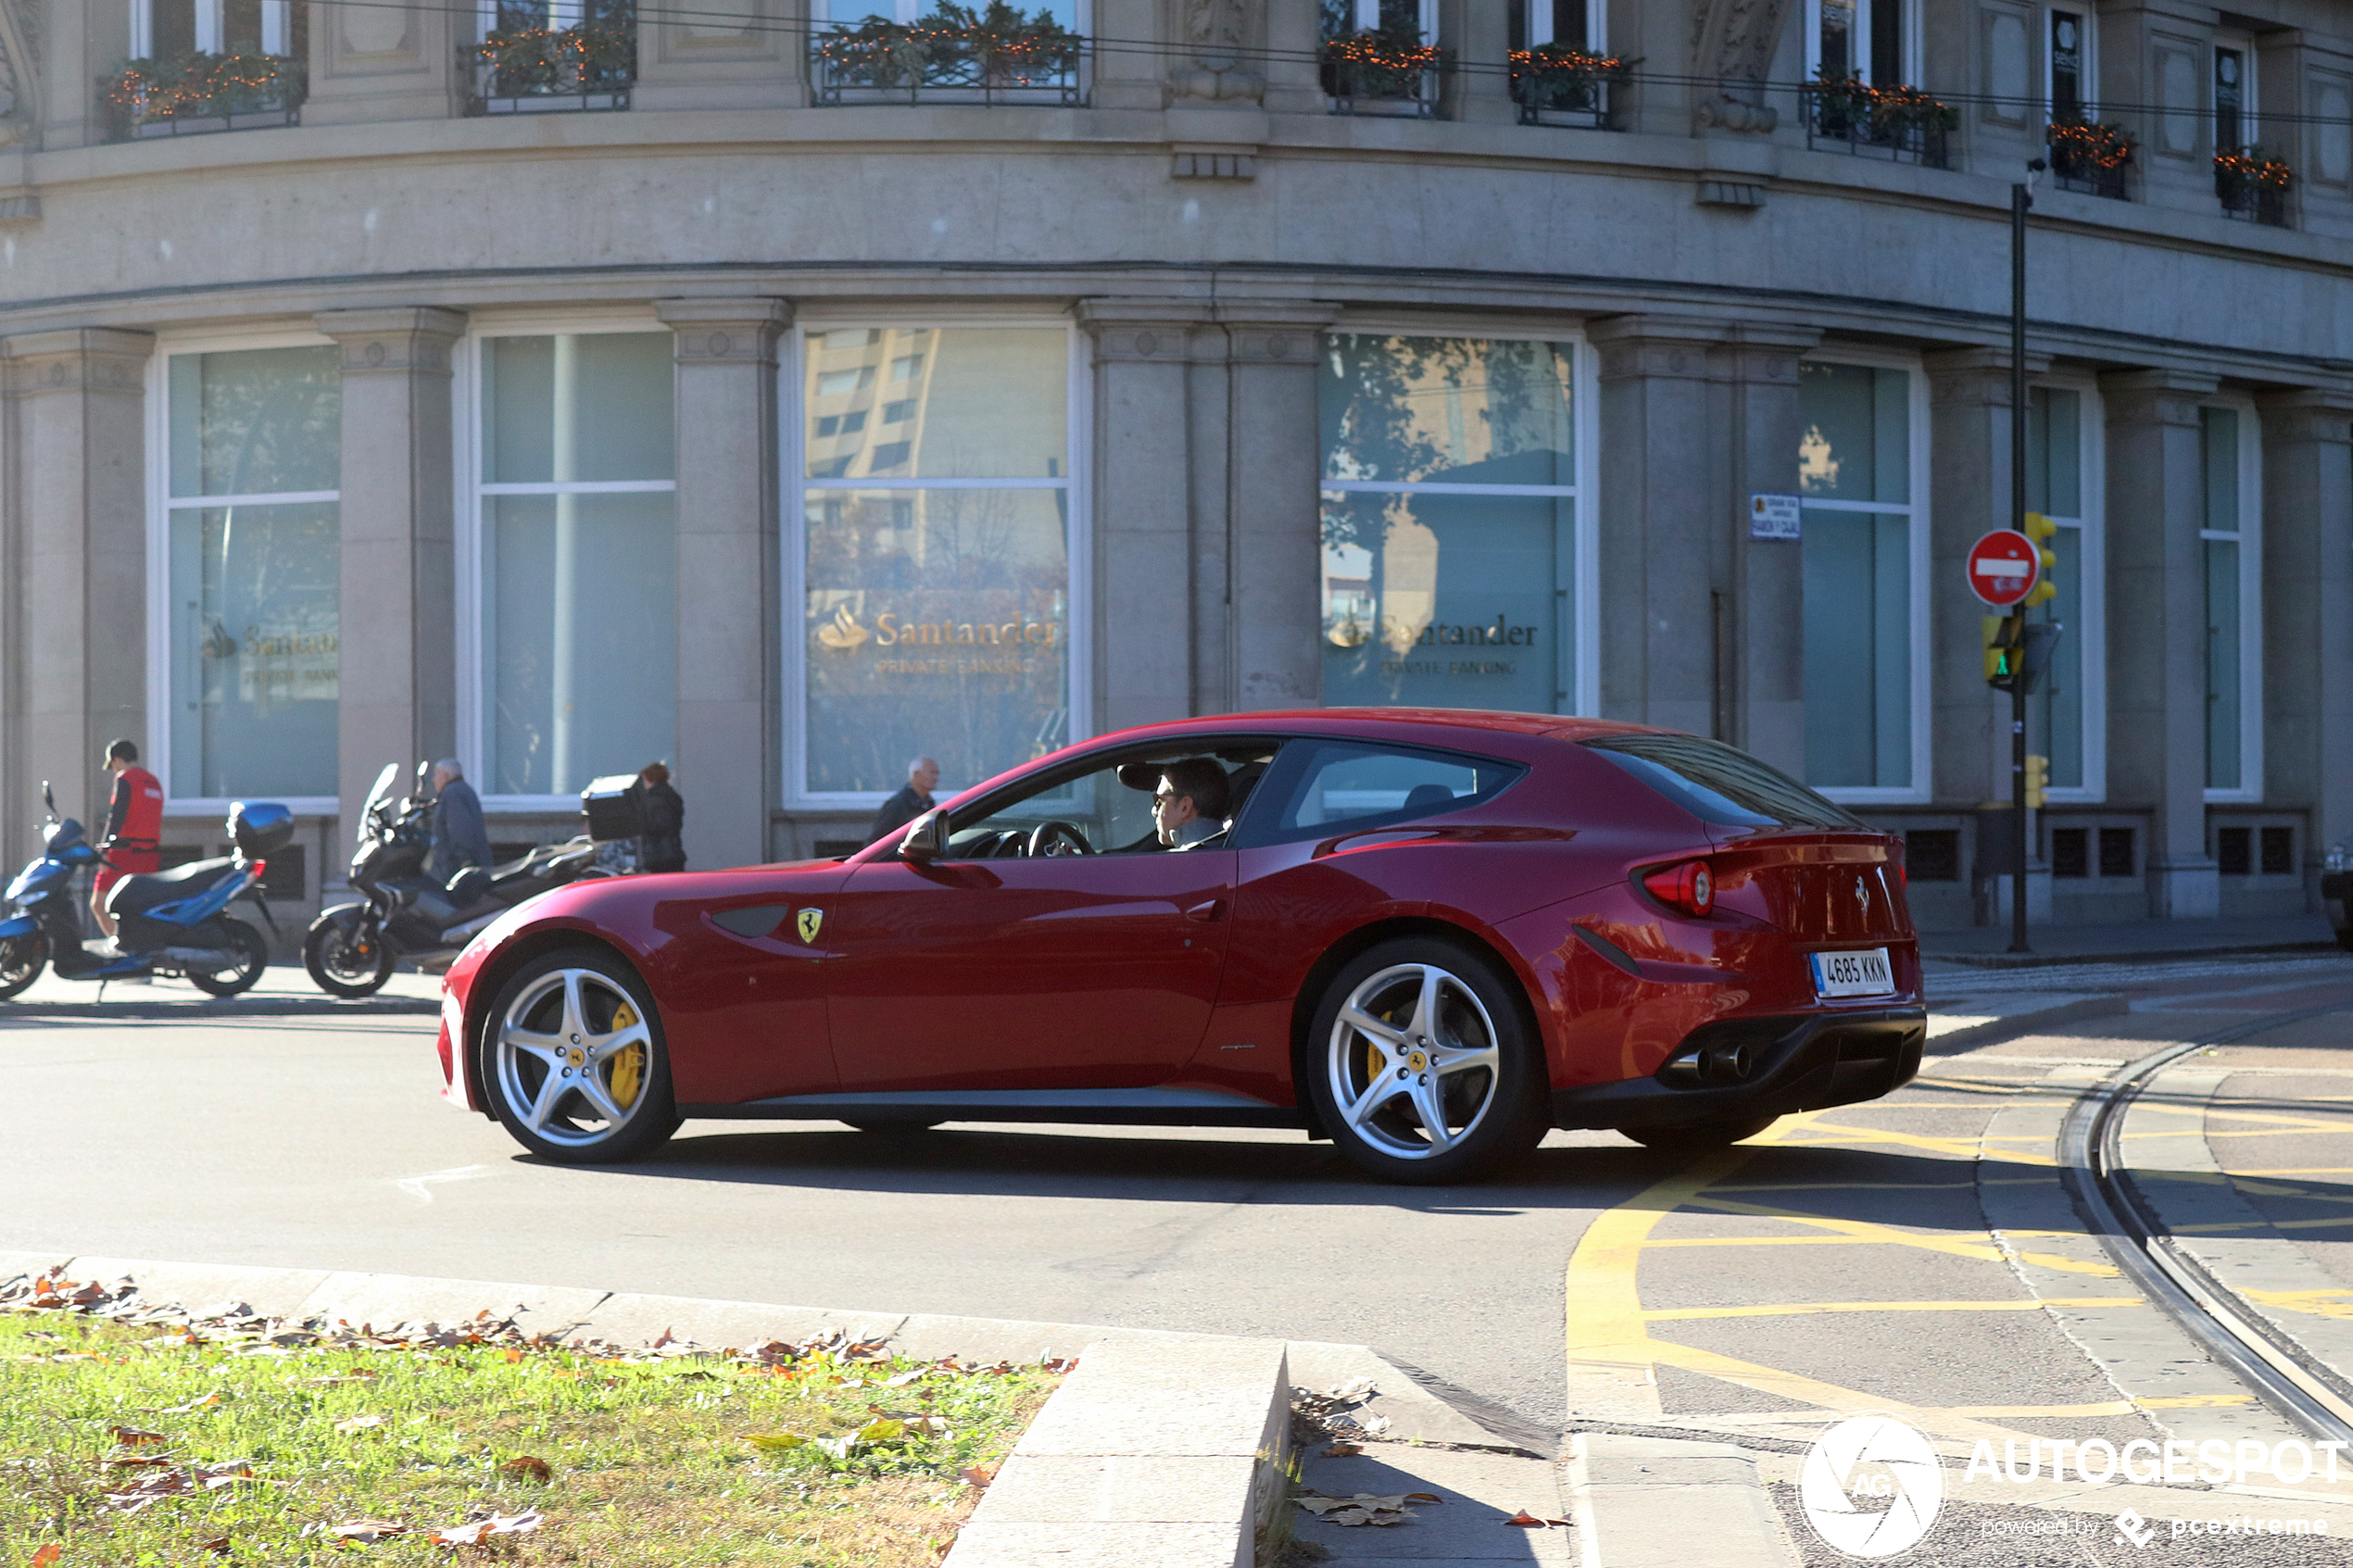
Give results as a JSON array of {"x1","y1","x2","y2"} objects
[{"x1": 1550, "y1": 1007, "x2": 1926, "y2": 1131}]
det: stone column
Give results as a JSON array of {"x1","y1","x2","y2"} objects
[
  {"x1": 1088, "y1": 0, "x2": 1164, "y2": 113},
  {"x1": 2103, "y1": 368, "x2": 2221, "y2": 919},
  {"x1": 304, "y1": 0, "x2": 461, "y2": 126},
  {"x1": 1438, "y1": 0, "x2": 1516, "y2": 125},
  {"x1": 655, "y1": 298, "x2": 788, "y2": 871},
  {"x1": 1720, "y1": 325, "x2": 1818, "y2": 777},
  {"x1": 2, "y1": 329, "x2": 153, "y2": 834},
  {"x1": 1590, "y1": 317, "x2": 1727, "y2": 738},
  {"x1": 1216, "y1": 302, "x2": 1337, "y2": 711},
  {"x1": 315, "y1": 308, "x2": 465, "y2": 843},
  {"x1": 2257, "y1": 389, "x2": 2353, "y2": 893},
  {"x1": 1262, "y1": 0, "x2": 1325, "y2": 117},
  {"x1": 633, "y1": 0, "x2": 802, "y2": 112},
  {"x1": 1077, "y1": 300, "x2": 1217, "y2": 732}
]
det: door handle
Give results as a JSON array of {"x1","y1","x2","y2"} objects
[{"x1": 1185, "y1": 899, "x2": 1225, "y2": 923}]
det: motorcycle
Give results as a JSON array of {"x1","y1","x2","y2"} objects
[
  {"x1": 303, "y1": 762, "x2": 610, "y2": 998},
  {"x1": 0, "y1": 784, "x2": 284, "y2": 1000}
]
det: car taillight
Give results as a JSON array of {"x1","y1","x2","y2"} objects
[
  {"x1": 250, "y1": 859, "x2": 268, "y2": 879},
  {"x1": 1642, "y1": 859, "x2": 1715, "y2": 918},
  {"x1": 1893, "y1": 861, "x2": 1906, "y2": 894}
]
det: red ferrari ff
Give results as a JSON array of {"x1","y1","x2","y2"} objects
[{"x1": 434, "y1": 710, "x2": 1925, "y2": 1185}]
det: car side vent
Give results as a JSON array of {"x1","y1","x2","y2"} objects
[{"x1": 711, "y1": 904, "x2": 790, "y2": 939}]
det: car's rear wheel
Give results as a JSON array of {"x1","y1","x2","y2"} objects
[
  {"x1": 484, "y1": 950, "x2": 679, "y2": 1163},
  {"x1": 1304, "y1": 937, "x2": 1550, "y2": 1185},
  {"x1": 1620, "y1": 1115, "x2": 1777, "y2": 1154}
]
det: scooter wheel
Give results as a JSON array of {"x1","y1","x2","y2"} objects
[
  {"x1": 306, "y1": 915, "x2": 396, "y2": 998},
  {"x1": 189, "y1": 918, "x2": 270, "y2": 998},
  {"x1": 0, "y1": 934, "x2": 47, "y2": 1000}
]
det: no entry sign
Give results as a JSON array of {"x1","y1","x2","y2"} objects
[{"x1": 1967, "y1": 529, "x2": 2041, "y2": 607}]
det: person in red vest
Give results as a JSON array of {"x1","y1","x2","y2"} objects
[{"x1": 91, "y1": 738, "x2": 162, "y2": 941}]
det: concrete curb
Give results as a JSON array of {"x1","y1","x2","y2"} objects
[
  {"x1": 1567, "y1": 1433, "x2": 1795, "y2": 1567},
  {"x1": 0, "y1": 1251, "x2": 1529, "y2": 1567},
  {"x1": 1925, "y1": 939, "x2": 2340, "y2": 970},
  {"x1": 0, "y1": 993, "x2": 436, "y2": 1021}
]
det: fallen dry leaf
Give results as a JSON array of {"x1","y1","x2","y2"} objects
[
  {"x1": 499, "y1": 1456, "x2": 552, "y2": 1483},
  {"x1": 160, "y1": 1392, "x2": 224, "y2": 1412},
  {"x1": 1322, "y1": 1442, "x2": 1363, "y2": 1458},
  {"x1": 328, "y1": 1519, "x2": 411, "y2": 1543},
  {"x1": 1504, "y1": 1508, "x2": 1568, "y2": 1527},
  {"x1": 431, "y1": 1510, "x2": 542, "y2": 1546},
  {"x1": 960, "y1": 1464, "x2": 994, "y2": 1487},
  {"x1": 199, "y1": 1537, "x2": 232, "y2": 1555},
  {"x1": 1296, "y1": 1494, "x2": 1417, "y2": 1527},
  {"x1": 31, "y1": 1545, "x2": 60, "y2": 1568},
  {"x1": 108, "y1": 1425, "x2": 168, "y2": 1446},
  {"x1": 334, "y1": 1414, "x2": 386, "y2": 1434}
]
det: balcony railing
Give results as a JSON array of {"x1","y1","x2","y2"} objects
[
  {"x1": 1801, "y1": 78, "x2": 1954, "y2": 169},
  {"x1": 809, "y1": 10, "x2": 1085, "y2": 107},
  {"x1": 2216, "y1": 149, "x2": 2293, "y2": 228},
  {"x1": 99, "y1": 52, "x2": 304, "y2": 140},
  {"x1": 2047, "y1": 119, "x2": 2133, "y2": 200},
  {"x1": 1509, "y1": 47, "x2": 1623, "y2": 130},
  {"x1": 1322, "y1": 28, "x2": 1439, "y2": 118},
  {"x1": 464, "y1": 24, "x2": 635, "y2": 115}
]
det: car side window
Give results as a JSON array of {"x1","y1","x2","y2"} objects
[
  {"x1": 938, "y1": 744, "x2": 1283, "y2": 859},
  {"x1": 1249, "y1": 741, "x2": 1526, "y2": 847}
]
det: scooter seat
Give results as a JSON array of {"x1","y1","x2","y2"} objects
[{"x1": 106, "y1": 858, "x2": 235, "y2": 919}]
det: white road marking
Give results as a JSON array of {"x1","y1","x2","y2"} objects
[{"x1": 396, "y1": 1165, "x2": 490, "y2": 1205}]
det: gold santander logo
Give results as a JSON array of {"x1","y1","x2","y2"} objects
[{"x1": 814, "y1": 605, "x2": 1059, "y2": 652}]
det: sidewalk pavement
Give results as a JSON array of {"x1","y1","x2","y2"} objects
[
  {"x1": 1919, "y1": 914, "x2": 2339, "y2": 969},
  {"x1": 3, "y1": 964, "x2": 440, "y2": 1017}
]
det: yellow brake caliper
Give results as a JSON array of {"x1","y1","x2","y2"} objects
[{"x1": 607, "y1": 1001, "x2": 645, "y2": 1112}]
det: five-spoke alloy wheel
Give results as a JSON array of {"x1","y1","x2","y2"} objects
[
  {"x1": 484, "y1": 951, "x2": 678, "y2": 1163},
  {"x1": 1305, "y1": 937, "x2": 1549, "y2": 1184}
]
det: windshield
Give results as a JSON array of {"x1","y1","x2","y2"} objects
[
  {"x1": 1583, "y1": 734, "x2": 1864, "y2": 831},
  {"x1": 359, "y1": 763, "x2": 401, "y2": 841}
]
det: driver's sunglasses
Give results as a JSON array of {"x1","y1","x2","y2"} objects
[{"x1": 1151, "y1": 790, "x2": 1178, "y2": 809}]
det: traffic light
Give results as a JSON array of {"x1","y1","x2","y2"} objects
[
  {"x1": 2021, "y1": 512, "x2": 2059, "y2": 608},
  {"x1": 1983, "y1": 614, "x2": 2023, "y2": 689},
  {"x1": 2024, "y1": 754, "x2": 2049, "y2": 809}
]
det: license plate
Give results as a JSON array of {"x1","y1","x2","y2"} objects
[{"x1": 1810, "y1": 947, "x2": 1895, "y2": 999}]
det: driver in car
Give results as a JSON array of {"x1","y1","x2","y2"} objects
[{"x1": 1151, "y1": 759, "x2": 1231, "y2": 849}]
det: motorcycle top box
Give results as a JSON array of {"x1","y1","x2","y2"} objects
[{"x1": 231, "y1": 801, "x2": 296, "y2": 859}]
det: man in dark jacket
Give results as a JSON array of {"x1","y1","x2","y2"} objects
[
  {"x1": 635, "y1": 762, "x2": 686, "y2": 873},
  {"x1": 868, "y1": 756, "x2": 940, "y2": 847},
  {"x1": 428, "y1": 759, "x2": 492, "y2": 884}
]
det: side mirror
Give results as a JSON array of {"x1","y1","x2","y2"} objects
[
  {"x1": 898, "y1": 809, "x2": 949, "y2": 863},
  {"x1": 41, "y1": 782, "x2": 55, "y2": 820}
]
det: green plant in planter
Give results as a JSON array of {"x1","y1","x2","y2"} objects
[
  {"x1": 2214, "y1": 145, "x2": 2292, "y2": 194},
  {"x1": 1869, "y1": 83, "x2": 1958, "y2": 136},
  {"x1": 1508, "y1": 44, "x2": 1629, "y2": 114},
  {"x1": 1321, "y1": 25, "x2": 1441, "y2": 100},
  {"x1": 2047, "y1": 118, "x2": 2134, "y2": 170},
  {"x1": 817, "y1": 4, "x2": 1080, "y2": 90},
  {"x1": 101, "y1": 51, "x2": 305, "y2": 131},
  {"x1": 473, "y1": 23, "x2": 635, "y2": 93}
]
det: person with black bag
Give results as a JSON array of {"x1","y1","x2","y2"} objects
[{"x1": 635, "y1": 761, "x2": 686, "y2": 873}]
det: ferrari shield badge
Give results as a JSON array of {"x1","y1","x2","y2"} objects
[{"x1": 796, "y1": 908, "x2": 824, "y2": 945}]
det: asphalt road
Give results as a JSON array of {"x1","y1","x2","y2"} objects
[{"x1": 7, "y1": 955, "x2": 2353, "y2": 1462}]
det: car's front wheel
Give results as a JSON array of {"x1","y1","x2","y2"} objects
[
  {"x1": 484, "y1": 950, "x2": 679, "y2": 1163},
  {"x1": 1304, "y1": 937, "x2": 1551, "y2": 1185}
]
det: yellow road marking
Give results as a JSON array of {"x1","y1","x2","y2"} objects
[
  {"x1": 1934, "y1": 1395, "x2": 2259, "y2": 1419},
  {"x1": 2232, "y1": 1168, "x2": 2353, "y2": 1176},
  {"x1": 1679, "y1": 1196, "x2": 2120, "y2": 1277},
  {"x1": 1770, "y1": 1122, "x2": 2059, "y2": 1164},
  {"x1": 1643, "y1": 1297, "x2": 2143, "y2": 1322}
]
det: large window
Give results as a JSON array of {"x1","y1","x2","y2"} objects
[
  {"x1": 1798, "y1": 358, "x2": 1928, "y2": 799},
  {"x1": 2201, "y1": 405, "x2": 2262, "y2": 799},
  {"x1": 2047, "y1": 7, "x2": 2095, "y2": 121},
  {"x1": 132, "y1": 0, "x2": 294, "y2": 56},
  {"x1": 1508, "y1": 0, "x2": 1602, "y2": 51},
  {"x1": 790, "y1": 325, "x2": 1077, "y2": 805},
  {"x1": 1317, "y1": 334, "x2": 1592, "y2": 720},
  {"x1": 468, "y1": 330, "x2": 677, "y2": 802},
  {"x1": 2025, "y1": 384, "x2": 2105, "y2": 799},
  {"x1": 153, "y1": 344, "x2": 342, "y2": 804},
  {"x1": 1806, "y1": 0, "x2": 1913, "y2": 83}
]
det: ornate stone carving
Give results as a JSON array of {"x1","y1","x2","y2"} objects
[
  {"x1": 1691, "y1": 0, "x2": 1793, "y2": 134},
  {"x1": 1169, "y1": 0, "x2": 1263, "y2": 104},
  {"x1": 0, "y1": 0, "x2": 32, "y2": 151}
]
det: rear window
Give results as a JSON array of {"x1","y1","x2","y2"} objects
[{"x1": 1583, "y1": 734, "x2": 1863, "y2": 830}]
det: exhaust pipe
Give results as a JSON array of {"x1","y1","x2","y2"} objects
[{"x1": 156, "y1": 946, "x2": 235, "y2": 969}]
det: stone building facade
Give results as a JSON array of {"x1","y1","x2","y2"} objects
[{"x1": 1, "y1": 0, "x2": 2349, "y2": 938}]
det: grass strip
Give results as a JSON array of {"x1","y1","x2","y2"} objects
[{"x1": 0, "y1": 1274, "x2": 1061, "y2": 1566}]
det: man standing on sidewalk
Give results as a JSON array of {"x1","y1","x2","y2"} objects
[
  {"x1": 90, "y1": 739, "x2": 162, "y2": 940},
  {"x1": 867, "y1": 756, "x2": 940, "y2": 847}
]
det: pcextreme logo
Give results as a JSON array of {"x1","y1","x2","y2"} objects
[{"x1": 1799, "y1": 1411, "x2": 1945, "y2": 1558}]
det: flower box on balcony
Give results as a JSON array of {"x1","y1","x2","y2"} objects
[
  {"x1": 100, "y1": 52, "x2": 304, "y2": 140},
  {"x1": 2215, "y1": 148, "x2": 2292, "y2": 228},
  {"x1": 2047, "y1": 119, "x2": 2133, "y2": 200},
  {"x1": 466, "y1": 23, "x2": 635, "y2": 114},
  {"x1": 811, "y1": 3, "x2": 1085, "y2": 107},
  {"x1": 1802, "y1": 74, "x2": 1954, "y2": 169},
  {"x1": 1321, "y1": 27, "x2": 1440, "y2": 117},
  {"x1": 1509, "y1": 44, "x2": 1627, "y2": 130}
]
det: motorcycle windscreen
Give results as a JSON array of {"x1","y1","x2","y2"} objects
[{"x1": 359, "y1": 763, "x2": 401, "y2": 840}]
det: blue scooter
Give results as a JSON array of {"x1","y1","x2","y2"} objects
[{"x1": 0, "y1": 784, "x2": 290, "y2": 1000}]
